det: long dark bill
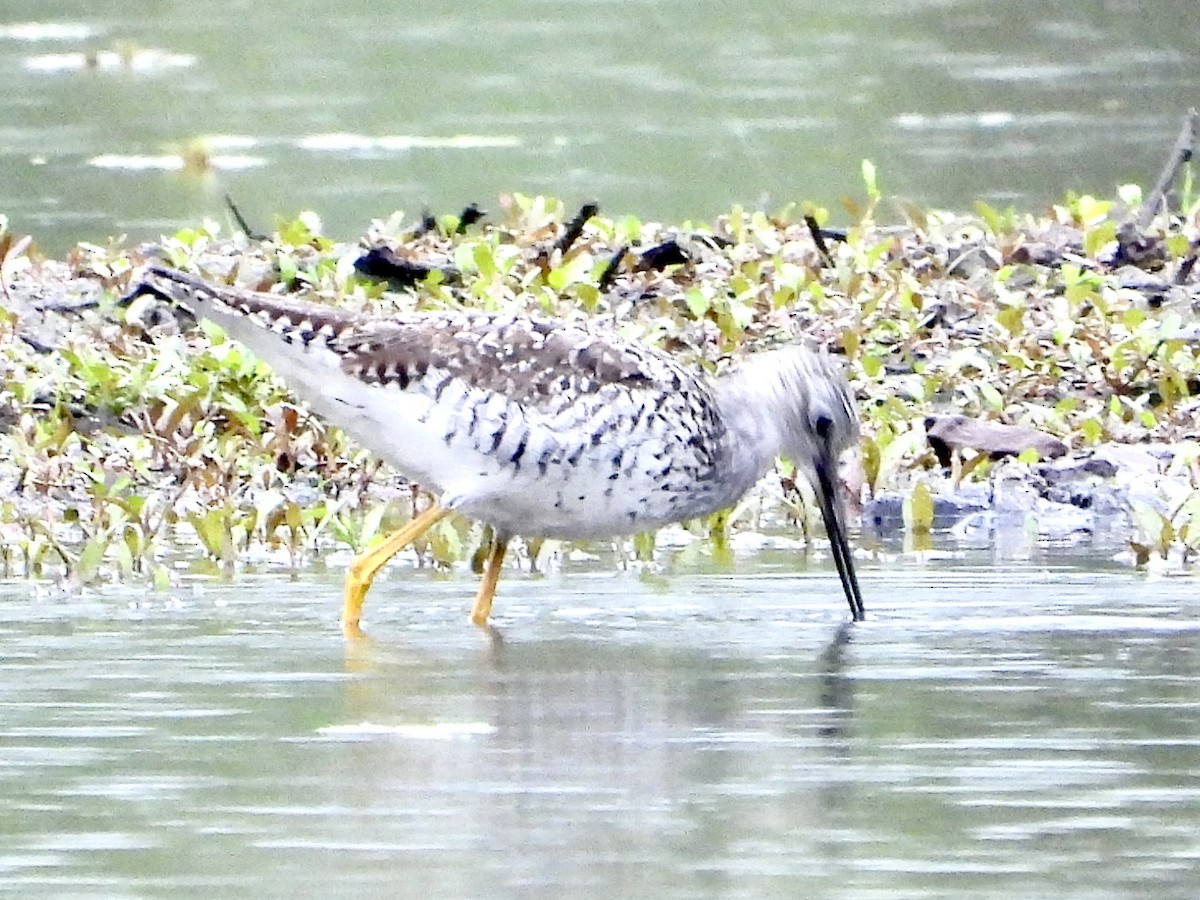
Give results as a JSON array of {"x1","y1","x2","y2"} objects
[{"x1": 814, "y1": 456, "x2": 865, "y2": 622}]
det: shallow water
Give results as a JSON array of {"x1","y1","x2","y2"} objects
[
  {"x1": 2, "y1": 558, "x2": 1199, "y2": 897},
  {"x1": 1, "y1": 1, "x2": 1198, "y2": 252}
]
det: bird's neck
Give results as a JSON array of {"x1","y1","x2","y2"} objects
[{"x1": 710, "y1": 360, "x2": 788, "y2": 507}]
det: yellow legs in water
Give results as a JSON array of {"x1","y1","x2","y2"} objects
[{"x1": 340, "y1": 505, "x2": 510, "y2": 638}]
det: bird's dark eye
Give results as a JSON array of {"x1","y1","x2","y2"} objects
[{"x1": 814, "y1": 414, "x2": 833, "y2": 440}]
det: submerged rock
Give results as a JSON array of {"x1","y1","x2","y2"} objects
[{"x1": 863, "y1": 439, "x2": 1191, "y2": 555}]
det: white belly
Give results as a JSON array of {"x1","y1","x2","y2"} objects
[{"x1": 327, "y1": 372, "x2": 735, "y2": 539}]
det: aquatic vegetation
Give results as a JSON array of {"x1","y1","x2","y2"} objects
[{"x1": 0, "y1": 161, "x2": 1197, "y2": 588}]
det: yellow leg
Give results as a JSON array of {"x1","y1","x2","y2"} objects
[
  {"x1": 470, "y1": 535, "x2": 509, "y2": 627},
  {"x1": 341, "y1": 504, "x2": 451, "y2": 638}
]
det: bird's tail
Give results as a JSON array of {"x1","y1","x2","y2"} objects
[{"x1": 126, "y1": 265, "x2": 365, "y2": 352}]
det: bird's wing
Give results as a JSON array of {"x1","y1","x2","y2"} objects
[
  {"x1": 335, "y1": 312, "x2": 697, "y2": 416},
  {"x1": 140, "y1": 265, "x2": 704, "y2": 417}
]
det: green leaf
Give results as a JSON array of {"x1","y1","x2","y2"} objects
[
  {"x1": 360, "y1": 504, "x2": 387, "y2": 548},
  {"x1": 152, "y1": 563, "x2": 172, "y2": 592},
  {"x1": 275, "y1": 213, "x2": 318, "y2": 247},
  {"x1": 902, "y1": 481, "x2": 934, "y2": 533},
  {"x1": 452, "y1": 240, "x2": 479, "y2": 274},
  {"x1": 842, "y1": 329, "x2": 860, "y2": 361},
  {"x1": 1117, "y1": 183, "x2": 1143, "y2": 207},
  {"x1": 76, "y1": 536, "x2": 107, "y2": 583},
  {"x1": 979, "y1": 382, "x2": 1004, "y2": 410},
  {"x1": 860, "y1": 434, "x2": 881, "y2": 492},
  {"x1": 632, "y1": 531, "x2": 656, "y2": 561},
  {"x1": 974, "y1": 200, "x2": 1014, "y2": 235},
  {"x1": 547, "y1": 251, "x2": 594, "y2": 291},
  {"x1": 727, "y1": 297, "x2": 755, "y2": 332},
  {"x1": 171, "y1": 226, "x2": 211, "y2": 250},
  {"x1": 861, "y1": 159, "x2": 880, "y2": 202},
  {"x1": 113, "y1": 537, "x2": 134, "y2": 577},
  {"x1": 617, "y1": 215, "x2": 643, "y2": 244},
  {"x1": 1166, "y1": 233, "x2": 1190, "y2": 257},
  {"x1": 996, "y1": 305, "x2": 1024, "y2": 336},
  {"x1": 189, "y1": 508, "x2": 233, "y2": 560},
  {"x1": 472, "y1": 241, "x2": 497, "y2": 280},
  {"x1": 428, "y1": 518, "x2": 463, "y2": 566},
  {"x1": 684, "y1": 287, "x2": 710, "y2": 319},
  {"x1": 1074, "y1": 194, "x2": 1113, "y2": 225},
  {"x1": 276, "y1": 253, "x2": 298, "y2": 285},
  {"x1": 1083, "y1": 220, "x2": 1117, "y2": 258},
  {"x1": 1129, "y1": 500, "x2": 1170, "y2": 556}
]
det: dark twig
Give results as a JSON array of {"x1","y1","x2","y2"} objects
[
  {"x1": 1176, "y1": 249, "x2": 1198, "y2": 286},
  {"x1": 805, "y1": 215, "x2": 834, "y2": 267},
  {"x1": 412, "y1": 209, "x2": 438, "y2": 237},
  {"x1": 225, "y1": 194, "x2": 269, "y2": 241},
  {"x1": 455, "y1": 203, "x2": 486, "y2": 234},
  {"x1": 596, "y1": 244, "x2": 629, "y2": 292},
  {"x1": 353, "y1": 247, "x2": 459, "y2": 288},
  {"x1": 1137, "y1": 108, "x2": 1197, "y2": 230},
  {"x1": 636, "y1": 239, "x2": 688, "y2": 271},
  {"x1": 693, "y1": 233, "x2": 732, "y2": 251},
  {"x1": 118, "y1": 280, "x2": 173, "y2": 307},
  {"x1": 118, "y1": 276, "x2": 199, "y2": 329},
  {"x1": 18, "y1": 333, "x2": 56, "y2": 354},
  {"x1": 554, "y1": 202, "x2": 600, "y2": 256},
  {"x1": 30, "y1": 297, "x2": 100, "y2": 313}
]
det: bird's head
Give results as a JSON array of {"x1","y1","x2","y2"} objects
[
  {"x1": 772, "y1": 347, "x2": 859, "y2": 480},
  {"x1": 773, "y1": 347, "x2": 864, "y2": 621}
]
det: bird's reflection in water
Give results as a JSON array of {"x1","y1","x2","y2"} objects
[
  {"x1": 813, "y1": 619, "x2": 859, "y2": 855},
  {"x1": 817, "y1": 621, "x2": 856, "y2": 751},
  {"x1": 330, "y1": 615, "x2": 862, "y2": 890}
]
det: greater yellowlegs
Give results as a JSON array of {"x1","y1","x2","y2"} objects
[{"x1": 138, "y1": 266, "x2": 865, "y2": 633}]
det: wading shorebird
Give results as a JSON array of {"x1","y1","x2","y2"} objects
[{"x1": 135, "y1": 266, "x2": 865, "y2": 635}]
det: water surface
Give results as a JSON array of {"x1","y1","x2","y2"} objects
[
  {"x1": 0, "y1": 1, "x2": 1197, "y2": 251},
  {"x1": 2, "y1": 559, "x2": 1199, "y2": 897}
]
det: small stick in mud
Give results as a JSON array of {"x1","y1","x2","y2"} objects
[
  {"x1": 554, "y1": 202, "x2": 600, "y2": 256},
  {"x1": 1137, "y1": 107, "x2": 1197, "y2": 230},
  {"x1": 224, "y1": 194, "x2": 269, "y2": 242}
]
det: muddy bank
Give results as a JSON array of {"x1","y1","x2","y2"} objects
[{"x1": 0, "y1": 183, "x2": 1197, "y2": 583}]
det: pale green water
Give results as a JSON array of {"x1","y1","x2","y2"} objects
[
  {"x1": 3, "y1": 560, "x2": 1199, "y2": 897},
  {"x1": 0, "y1": 1, "x2": 1198, "y2": 252}
]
